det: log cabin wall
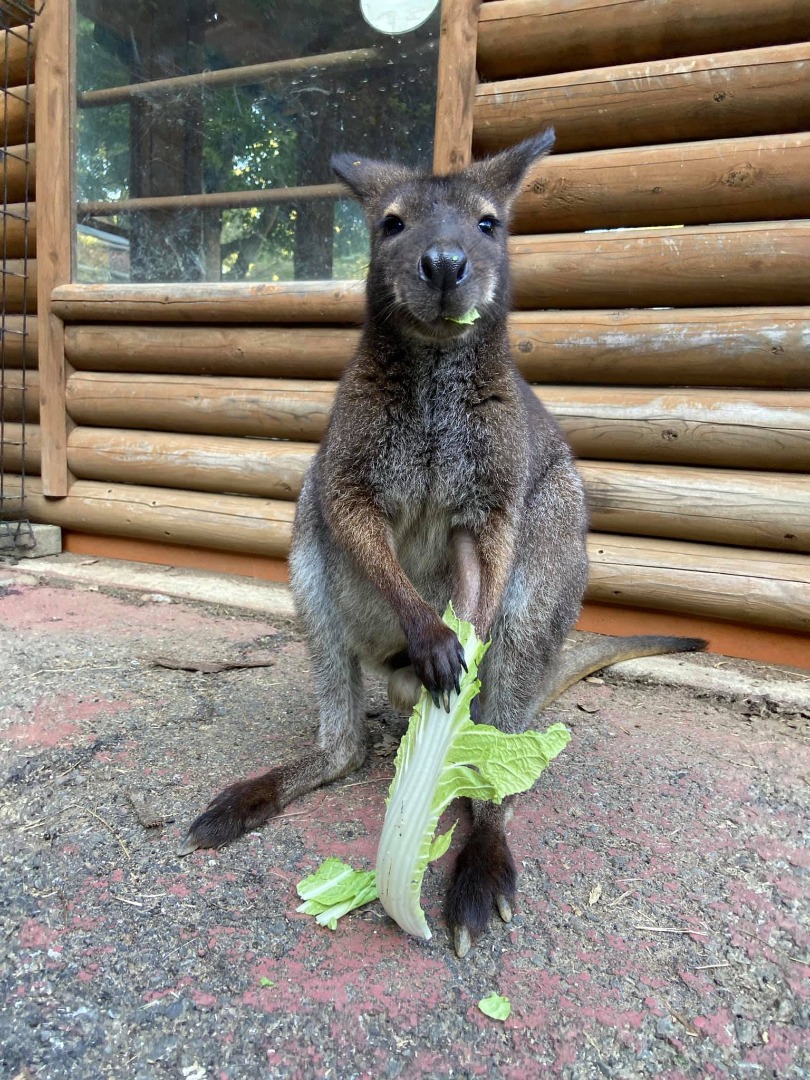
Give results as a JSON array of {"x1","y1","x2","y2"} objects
[{"x1": 3, "y1": 0, "x2": 809, "y2": 664}]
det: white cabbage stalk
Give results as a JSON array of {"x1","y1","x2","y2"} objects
[{"x1": 375, "y1": 605, "x2": 571, "y2": 941}]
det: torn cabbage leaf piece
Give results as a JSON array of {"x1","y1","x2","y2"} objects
[
  {"x1": 296, "y1": 857, "x2": 378, "y2": 930},
  {"x1": 478, "y1": 993, "x2": 511, "y2": 1021},
  {"x1": 375, "y1": 604, "x2": 571, "y2": 941},
  {"x1": 445, "y1": 307, "x2": 480, "y2": 325}
]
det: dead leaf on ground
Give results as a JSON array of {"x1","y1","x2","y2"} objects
[
  {"x1": 126, "y1": 790, "x2": 174, "y2": 829},
  {"x1": 589, "y1": 882, "x2": 603, "y2": 906},
  {"x1": 577, "y1": 703, "x2": 600, "y2": 714}
]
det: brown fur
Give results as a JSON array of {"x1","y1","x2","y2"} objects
[{"x1": 180, "y1": 131, "x2": 705, "y2": 955}]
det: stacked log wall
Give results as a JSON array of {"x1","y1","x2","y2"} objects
[{"x1": 4, "y1": 0, "x2": 810, "y2": 658}]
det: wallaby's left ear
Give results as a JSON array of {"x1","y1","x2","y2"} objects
[
  {"x1": 331, "y1": 153, "x2": 416, "y2": 205},
  {"x1": 464, "y1": 128, "x2": 555, "y2": 212}
]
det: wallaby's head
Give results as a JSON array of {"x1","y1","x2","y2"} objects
[{"x1": 332, "y1": 130, "x2": 554, "y2": 343}]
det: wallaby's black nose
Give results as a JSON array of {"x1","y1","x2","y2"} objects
[{"x1": 419, "y1": 244, "x2": 469, "y2": 291}]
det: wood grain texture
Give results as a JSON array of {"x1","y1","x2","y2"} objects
[
  {"x1": 0, "y1": 83, "x2": 33, "y2": 145},
  {"x1": 586, "y1": 532, "x2": 810, "y2": 630},
  {"x1": 508, "y1": 221, "x2": 810, "y2": 309},
  {"x1": 67, "y1": 428, "x2": 314, "y2": 500},
  {"x1": 474, "y1": 43, "x2": 810, "y2": 155},
  {"x1": 51, "y1": 281, "x2": 367, "y2": 324},
  {"x1": 65, "y1": 324, "x2": 359, "y2": 378},
  {"x1": 580, "y1": 461, "x2": 810, "y2": 552},
  {"x1": 509, "y1": 308, "x2": 810, "y2": 387},
  {"x1": 0, "y1": 315, "x2": 38, "y2": 368},
  {"x1": 7, "y1": 476, "x2": 295, "y2": 558},
  {"x1": 64, "y1": 372, "x2": 810, "y2": 471},
  {"x1": 1, "y1": 26, "x2": 35, "y2": 86},
  {"x1": 2, "y1": 202, "x2": 35, "y2": 258},
  {"x1": 65, "y1": 373, "x2": 335, "y2": 441},
  {"x1": 0, "y1": 143, "x2": 35, "y2": 201},
  {"x1": 433, "y1": 0, "x2": 482, "y2": 173},
  {"x1": 34, "y1": 0, "x2": 73, "y2": 496},
  {"x1": 477, "y1": 0, "x2": 810, "y2": 80},
  {"x1": 63, "y1": 309, "x2": 810, "y2": 387},
  {"x1": 1, "y1": 369, "x2": 39, "y2": 422},
  {"x1": 511, "y1": 134, "x2": 810, "y2": 233},
  {"x1": 541, "y1": 387, "x2": 810, "y2": 471},
  {"x1": 9, "y1": 470, "x2": 807, "y2": 630},
  {"x1": 0, "y1": 423, "x2": 40, "y2": 473}
]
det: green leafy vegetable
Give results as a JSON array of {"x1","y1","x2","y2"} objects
[
  {"x1": 375, "y1": 605, "x2": 571, "y2": 941},
  {"x1": 445, "y1": 308, "x2": 480, "y2": 325},
  {"x1": 478, "y1": 993, "x2": 511, "y2": 1021},
  {"x1": 296, "y1": 857, "x2": 378, "y2": 930},
  {"x1": 258, "y1": 977, "x2": 274, "y2": 988}
]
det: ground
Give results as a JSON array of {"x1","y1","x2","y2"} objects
[{"x1": 0, "y1": 561, "x2": 808, "y2": 1079}]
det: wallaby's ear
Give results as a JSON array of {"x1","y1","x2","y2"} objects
[
  {"x1": 331, "y1": 153, "x2": 416, "y2": 204},
  {"x1": 464, "y1": 128, "x2": 555, "y2": 211}
]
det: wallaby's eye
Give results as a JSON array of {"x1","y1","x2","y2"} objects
[
  {"x1": 478, "y1": 216, "x2": 499, "y2": 236},
  {"x1": 381, "y1": 214, "x2": 405, "y2": 237}
]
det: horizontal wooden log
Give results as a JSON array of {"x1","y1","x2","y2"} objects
[
  {"x1": 512, "y1": 134, "x2": 810, "y2": 233},
  {"x1": 64, "y1": 309, "x2": 810, "y2": 388},
  {"x1": 9, "y1": 469, "x2": 807, "y2": 630},
  {"x1": 474, "y1": 43, "x2": 810, "y2": 154},
  {"x1": 0, "y1": 369, "x2": 38, "y2": 421},
  {"x1": 542, "y1": 387, "x2": 810, "y2": 471},
  {"x1": 509, "y1": 308, "x2": 810, "y2": 387},
  {"x1": 477, "y1": 0, "x2": 810, "y2": 80},
  {"x1": 51, "y1": 281, "x2": 366, "y2": 324},
  {"x1": 65, "y1": 372, "x2": 334, "y2": 441},
  {"x1": 509, "y1": 221, "x2": 810, "y2": 308},
  {"x1": 1, "y1": 202, "x2": 35, "y2": 258},
  {"x1": 0, "y1": 83, "x2": 33, "y2": 145},
  {"x1": 78, "y1": 183, "x2": 345, "y2": 217},
  {"x1": 67, "y1": 428, "x2": 314, "y2": 501},
  {"x1": 78, "y1": 47, "x2": 382, "y2": 109},
  {"x1": 581, "y1": 462, "x2": 810, "y2": 552},
  {"x1": 586, "y1": 532, "x2": 810, "y2": 630},
  {"x1": 11, "y1": 476, "x2": 295, "y2": 558},
  {"x1": 62, "y1": 429, "x2": 810, "y2": 553},
  {"x1": 1, "y1": 26, "x2": 34, "y2": 86},
  {"x1": 0, "y1": 143, "x2": 35, "y2": 201},
  {"x1": 0, "y1": 314, "x2": 38, "y2": 368},
  {"x1": 65, "y1": 324, "x2": 359, "y2": 378},
  {"x1": 1, "y1": 259, "x2": 37, "y2": 313},
  {"x1": 63, "y1": 372, "x2": 810, "y2": 471},
  {"x1": 0, "y1": 422, "x2": 39, "y2": 473}
]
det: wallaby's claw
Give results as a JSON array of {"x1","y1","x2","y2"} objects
[
  {"x1": 442, "y1": 691, "x2": 451, "y2": 712},
  {"x1": 454, "y1": 925, "x2": 472, "y2": 959},
  {"x1": 430, "y1": 691, "x2": 441, "y2": 709},
  {"x1": 176, "y1": 832, "x2": 201, "y2": 857},
  {"x1": 496, "y1": 894, "x2": 513, "y2": 923}
]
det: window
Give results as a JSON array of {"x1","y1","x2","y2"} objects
[{"x1": 75, "y1": 0, "x2": 440, "y2": 284}]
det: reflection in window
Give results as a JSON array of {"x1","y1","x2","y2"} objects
[{"x1": 74, "y1": 0, "x2": 440, "y2": 284}]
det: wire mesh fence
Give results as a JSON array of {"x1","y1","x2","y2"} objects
[{"x1": 1, "y1": 0, "x2": 40, "y2": 553}]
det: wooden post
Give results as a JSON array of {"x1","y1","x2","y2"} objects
[
  {"x1": 35, "y1": 0, "x2": 74, "y2": 496},
  {"x1": 433, "y1": 0, "x2": 481, "y2": 173}
]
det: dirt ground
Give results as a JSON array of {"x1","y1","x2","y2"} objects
[{"x1": 0, "y1": 567, "x2": 808, "y2": 1079}]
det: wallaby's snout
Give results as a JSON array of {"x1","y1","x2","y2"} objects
[
  {"x1": 331, "y1": 129, "x2": 555, "y2": 342},
  {"x1": 419, "y1": 242, "x2": 469, "y2": 293}
]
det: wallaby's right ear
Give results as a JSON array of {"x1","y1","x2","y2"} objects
[
  {"x1": 464, "y1": 128, "x2": 555, "y2": 212},
  {"x1": 331, "y1": 154, "x2": 415, "y2": 204}
]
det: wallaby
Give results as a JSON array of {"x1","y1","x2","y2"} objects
[{"x1": 180, "y1": 130, "x2": 705, "y2": 956}]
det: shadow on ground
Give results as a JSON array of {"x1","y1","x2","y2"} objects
[{"x1": 1, "y1": 574, "x2": 807, "y2": 1078}]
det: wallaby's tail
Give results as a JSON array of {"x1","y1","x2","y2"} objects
[{"x1": 541, "y1": 634, "x2": 708, "y2": 710}]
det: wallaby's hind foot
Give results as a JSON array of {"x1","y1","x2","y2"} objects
[
  {"x1": 446, "y1": 823, "x2": 517, "y2": 958},
  {"x1": 178, "y1": 746, "x2": 362, "y2": 856}
]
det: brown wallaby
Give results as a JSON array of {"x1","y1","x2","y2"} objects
[{"x1": 180, "y1": 130, "x2": 705, "y2": 956}]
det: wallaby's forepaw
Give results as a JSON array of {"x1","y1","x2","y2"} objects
[
  {"x1": 445, "y1": 826, "x2": 517, "y2": 958},
  {"x1": 408, "y1": 617, "x2": 466, "y2": 707},
  {"x1": 178, "y1": 772, "x2": 283, "y2": 856}
]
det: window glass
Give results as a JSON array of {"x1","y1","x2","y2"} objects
[{"x1": 74, "y1": 0, "x2": 440, "y2": 283}]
